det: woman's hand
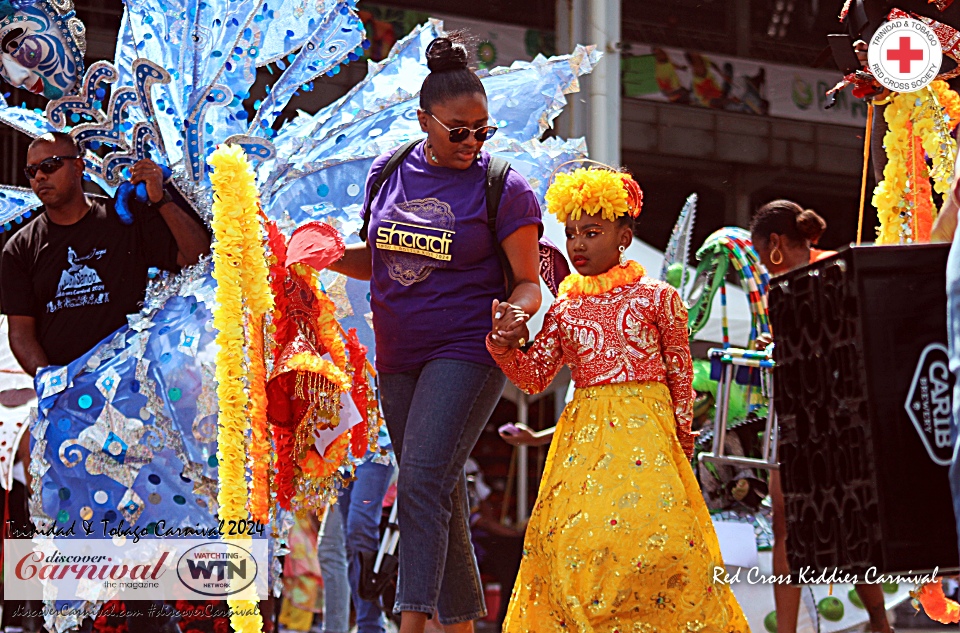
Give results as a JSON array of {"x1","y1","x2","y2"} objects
[
  {"x1": 492, "y1": 299, "x2": 527, "y2": 331},
  {"x1": 490, "y1": 299, "x2": 530, "y2": 349}
]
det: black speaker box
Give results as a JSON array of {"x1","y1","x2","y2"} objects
[{"x1": 769, "y1": 243, "x2": 959, "y2": 576}]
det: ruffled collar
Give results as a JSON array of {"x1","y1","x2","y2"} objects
[{"x1": 558, "y1": 260, "x2": 645, "y2": 298}]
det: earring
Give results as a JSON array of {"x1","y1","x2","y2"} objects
[
  {"x1": 618, "y1": 245, "x2": 626, "y2": 267},
  {"x1": 427, "y1": 143, "x2": 439, "y2": 164},
  {"x1": 770, "y1": 246, "x2": 783, "y2": 266}
]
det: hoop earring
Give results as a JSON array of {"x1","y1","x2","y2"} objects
[
  {"x1": 770, "y1": 246, "x2": 783, "y2": 266},
  {"x1": 618, "y1": 245, "x2": 626, "y2": 267}
]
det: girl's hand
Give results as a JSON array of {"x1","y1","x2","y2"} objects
[
  {"x1": 499, "y1": 423, "x2": 553, "y2": 446},
  {"x1": 490, "y1": 322, "x2": 529, "y2": 350},
  {"x1": 492, "y1": 299, "x2": 528, "y2": 332},
  {"x1": 490, "y1": 300, "x2": 530, "y2": 349}
]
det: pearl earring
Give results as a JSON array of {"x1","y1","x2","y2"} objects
[{"x1": 618, "y1": 245, "x2": 626, "y2": 267}]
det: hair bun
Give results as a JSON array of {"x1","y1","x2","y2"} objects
[
  {"x1": 796, "y1": 209, "x2": 827, "y2": 244},
  {"x1": 425, "y1": 34, "x2": 469, "y2": 73}
]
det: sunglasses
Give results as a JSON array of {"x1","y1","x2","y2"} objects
[
  {"x1": 24, "y1": 155, "x2": 80, "y2": 180},
  {"x1": 428, "y1": 112, "x2": 498, "y2": 143}
]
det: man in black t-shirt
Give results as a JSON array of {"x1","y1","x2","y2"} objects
[{"x1": 0, "y1": 131, "x2": 210, "y2": 375}]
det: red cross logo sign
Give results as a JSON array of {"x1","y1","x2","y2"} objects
[
  {"x1": 867, "y1": 18, "x2": 942, "y2": 92},
  {"x1": 886, "y1": 36, "x2": 925, "y2": 73}
]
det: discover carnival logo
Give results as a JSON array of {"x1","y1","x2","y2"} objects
[
  {"x1": 904, "y1": 343, "x2": 954, "y2": 466},
  {"x1": 14, "y1": 550, "x2": 168, "y2": 583}
]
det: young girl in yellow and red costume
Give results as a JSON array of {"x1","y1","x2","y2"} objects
[{"x1": 487, "y1": 167, "x2": 751, "y2": 632}]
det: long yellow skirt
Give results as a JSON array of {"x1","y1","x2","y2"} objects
[{"x1": 503, "y1": 382, "x2": 751, "y2": 633}]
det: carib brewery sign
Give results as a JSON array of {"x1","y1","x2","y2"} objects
[{"x1": 904, "y1": 343, "x2": 955, "y2": 467}]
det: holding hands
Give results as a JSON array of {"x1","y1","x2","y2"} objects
[{"x1": 489, "y1": 299, "x2": 530, "y2": 349}]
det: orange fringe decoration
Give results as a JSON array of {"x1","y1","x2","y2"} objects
[
  {"x1": 915, "y1": 581, "x2": 960, "y2": 624},
  {"x1": 248, "y1": 312, "x2": 271, "y2": 524}
]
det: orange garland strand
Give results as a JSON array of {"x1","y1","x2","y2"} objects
[
  {"x1": 916, "y1": 581, "x2": 960, "y2": 623},
  {"x1": 910, "y1": 130, "x2": 935, "y2": 242},
  {"x1": 346, "y1": 328, "x2": 370, "y2": 459},
  {"x1": 248, "y1": 312, "x2": 271, "y2": 524}
]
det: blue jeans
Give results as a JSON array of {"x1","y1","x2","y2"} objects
[
  {"x1": 340, "y1": 456, "x2": 396, "y2": 633},
  {"x1": 318, "y1": 502, "x2": 350, "y2": 633},
  {"x1": 379, "y1": 359, "x2": 506, "y2": 625}
]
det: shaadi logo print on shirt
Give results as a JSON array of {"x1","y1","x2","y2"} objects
[
  {"x1": 376, "y1": 197, "x2": 456, "y2": 286},
  {"x1": 47, "y1": 246, "x2": 109, "y2": 313}
]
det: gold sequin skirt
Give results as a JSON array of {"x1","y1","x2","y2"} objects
[{"x1": 502, "y1": 381, "x2": 751, "y2": 633}]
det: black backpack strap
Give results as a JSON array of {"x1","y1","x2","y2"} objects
[
  {"x1": 359, "y1": 139, "x2": 422, "y2": 242},
  {"x1": 485, "y1": 156, "x2": 513, "y2": 296}
]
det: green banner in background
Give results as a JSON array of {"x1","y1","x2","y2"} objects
[
  {"x1": 620, "y1": 42, "x2": 868, "y2": 126},
  {"x1": 622, "y1": 54, "x2": 659, "y2": 98}
]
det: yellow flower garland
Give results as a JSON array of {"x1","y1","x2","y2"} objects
[
  {"x1": 558, "y1": 260, "x2": 645, "y2": 298},
  {"x1": 209, "y1": 144, "x2": 271, "y2": 633},
  {"x1": 873, "y1": 80, "x2": 960, "y2": 244}
]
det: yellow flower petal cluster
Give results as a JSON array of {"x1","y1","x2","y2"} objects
[
  {"x1": 209, "y1": 144, "x2": 272, "y2": 633},
  {"x1": 558, "y1": 260, "x2": 645, "y2": 298},
  {"x1": 546, "y1": 168, "x2": 630, "y2": 223},
  {"x1": 872, "y1": 81, "x2": 960, "y2": 245}
]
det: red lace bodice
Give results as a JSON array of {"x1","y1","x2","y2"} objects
[{"x1": 487, "y1": 274, "x2": 695, "y2": 451}]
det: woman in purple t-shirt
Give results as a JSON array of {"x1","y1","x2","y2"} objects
[{"x1": 329, "y1": 34, "x2": 542, "y2": 633}]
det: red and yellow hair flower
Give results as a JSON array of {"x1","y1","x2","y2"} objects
[{"x1": 546, "y1": 167, "x2": 643, "y2": 223}]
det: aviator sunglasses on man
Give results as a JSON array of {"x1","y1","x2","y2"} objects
[
  {"x1": 24, "y1": 155, "x2": 80, "y2": 180},
  {"x1": 427, "y1": 112, "x2": 498, "y2": 143}
]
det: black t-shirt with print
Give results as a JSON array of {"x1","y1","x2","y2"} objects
[{"x1": 0, "y1": 195, "x2": 179, "y2": 366}]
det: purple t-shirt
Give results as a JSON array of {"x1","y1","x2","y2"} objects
[{"x1": 365, "y1": 143, "x2": 541, "y2": 373}]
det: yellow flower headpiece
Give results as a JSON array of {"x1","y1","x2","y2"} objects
[{"x1": 545, "y1": 166, "x2": 643, "y2": 223}]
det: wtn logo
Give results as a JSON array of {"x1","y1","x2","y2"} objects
[
  {"x1": 176, "y1": 542, "x2": 258, "y2": 597},
  {"x1": 184, "y1": 559, "x2": 247, "y2": 581}
]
